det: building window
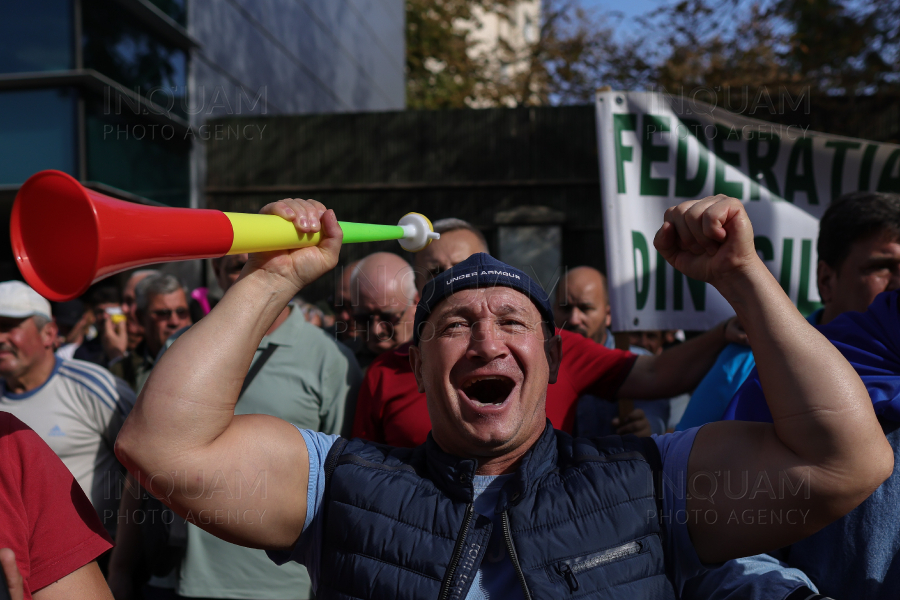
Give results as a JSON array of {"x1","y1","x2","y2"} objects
[
  {"x1": 82, "y1": 0, "x2": 188, "y2": 117},
  {"x1": 0, "y1": 0, "x2": 74, "y2": 73},
  {"x1": 85, "y1": 97, "x2": 190, "y2": 207},
  {"x1": 147, "y1": 0, "x2": 187, "y2": 26},
  {"x1": 0, "y1": 88, "x2": 77, "y2": 185}
]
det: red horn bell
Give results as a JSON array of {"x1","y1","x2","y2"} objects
[{"x1": 11, "y1": 170, "x2": 234, "y2": 302}]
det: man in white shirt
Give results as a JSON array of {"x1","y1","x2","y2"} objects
[{"x1": 0, "y1": 281, "x2": 135, "y2": 542}]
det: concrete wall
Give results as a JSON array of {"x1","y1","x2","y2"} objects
[
  {"x1": 186, "y1": 0, "x2": 405, "y2": 215},
  {"x1": 188, "y1": 0, "x2": 405, "y2": 119}
]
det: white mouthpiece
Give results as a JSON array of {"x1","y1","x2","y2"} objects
[{"x1": 398, "y1": 212, "x2": 440, "y2": 252}]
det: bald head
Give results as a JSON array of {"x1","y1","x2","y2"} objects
[
  {"x1": 338, "y1": 259, "x2": 361, "y2": 298},
  {"x1": 352, "y1": 253, "x2": 418, "y2": 354},
  {"x1": 413, "y1": 220, "x2": 489, "y2": 295},
  {"x1": 554, "y1": 266, "x2": 611, "y2": 345}
]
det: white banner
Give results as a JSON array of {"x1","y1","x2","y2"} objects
[{"x1": 596, "y1": 90, "x2": 900, "y2": 331}]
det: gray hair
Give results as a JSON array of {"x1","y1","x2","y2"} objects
[
  {"x1": 128, "y1": 269, "x2": 161, "y2": 284},
  {"x1": 32, "y1": 314, "x2": 51, "y2": 330},
  {"x1": 135, "y1": 274, "x2": 187, "y2": 313},
  {"x1": 431, "y1": 218, "x2": 489, "y2": 253}
]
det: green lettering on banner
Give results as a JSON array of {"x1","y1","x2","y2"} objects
[
  {"x1": 655, "y1": 251, "x2": 706, "y2": 311},
  {"x1": 797, "y1": 239, "x2": 823, "y2": 315},
  {"x1": 632, "y1": 231, "x2": 650, "y2": 310},
  {"x1": 641, "y1": 115, "x2": 671, "y2": 196},
  {"x1": 859, "y1": 144, "x2": 878, "y2": 190},
  {"x1": 877, "y1": 149, "x2": 900, "y2": 193},
  {"x1": 614, "y1": 114, "x2": 638, "y2": 194},
  {"x1": 747, "y1": 132, "x2": 781, "y2": 200},
  {"x1": 675, "y1": 118, "x2": 709, "y2": 198},
  {"x1": 655, "y1": 250, "x2": 667, "y2": 310},
  {"x1": 825, "y1": 140, "x2": 861, "y2": 201},
  {"x1": 754, "y1": 235, "x2": 774, "y2": 261},
  {"x1": 784, "y1": 138, "x2": 819, "y2": 205},
  {"x1": 779, "y1": 238, "x2": 794, "y2": 293},
  {"x1": 712, "y1": 124, "x2": 742, "y2": 198},
  {"x1": 758, "y1": 236, "x2": 820, "y2": 314}
]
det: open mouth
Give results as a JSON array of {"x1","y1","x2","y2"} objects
[{"x1": 461, "y1": 376, "x2": 516, "y2": 406}]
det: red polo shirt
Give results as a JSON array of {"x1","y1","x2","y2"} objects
[
  {"x1": 352, "y1": 328, "x2": 638, "y2": 447},
  {"x1": 0, "y1": 412, "x2": 112, "y2": 598}
]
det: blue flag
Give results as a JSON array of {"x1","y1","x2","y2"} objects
[{"x1": 724, "y1": 289, "x2": 900, "y2": 423}]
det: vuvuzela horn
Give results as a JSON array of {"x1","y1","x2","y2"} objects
[{"x1": 11, "y1": 170, "x2": 439, "y2": 301}]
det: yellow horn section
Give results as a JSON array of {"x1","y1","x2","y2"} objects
[{"x1": 225, "y1": 212, "x2": 321, "y2": 254}]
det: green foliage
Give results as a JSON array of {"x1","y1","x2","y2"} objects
[
  {"x1": 405, "y1": 0, "x2": 900, "y2": 121},
  {"x1": 644, "y1": 0, "x2": 900, "y2": 97},
  {"x1": 406, "y1": 0, "x2": 645, "y2": 107},
  {"x1": 406, "y1": 0, "x2": 514, "y2": 108}
]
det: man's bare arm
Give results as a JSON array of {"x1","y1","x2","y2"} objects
[
  {"x1": 654, "y1": 197, "x2": 893, "y2": 563},
  {"x1": 115, "y1": 199, "x2": 340, "y2": 550},
  {"x1": 33, "y1": 562, "x2": 113, "y2": 600},
  {"x1": 618, "y1": 319, "x2": 739, "y2": 399}
]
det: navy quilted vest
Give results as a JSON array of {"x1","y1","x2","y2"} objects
[{"x1": 317, "y1": 423, "x2": 676, "y2": 600}]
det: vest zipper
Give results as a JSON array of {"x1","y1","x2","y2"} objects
[
  {"x1": 438, "y1": 503, "x2": 474, "y2": 600},
  {"x1": 554, "y1": 540, "x2": 643, "y2": 593},
  {"x1": 558, "y1": 563, "x2": 579, "y2": 592},
  {"x1": 501, "y1": 511, "x2": 533, "y2": 600}
]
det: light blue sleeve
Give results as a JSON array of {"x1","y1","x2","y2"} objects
[
  {"x1": 266, "y1": 428, "x2": 339, "y2": 590},
  {"x1": 676, "y1": 344, "x2": 756, "y2": 431},
  {"x1": 680, "y1": 554, "x2": 817, "y2": 600},
  {"x1": 652, "y1": 427, "x2": 707, "y2": 595},
  {"x1": 652, "y1": 428, "x2": 817, "y2": 599}
]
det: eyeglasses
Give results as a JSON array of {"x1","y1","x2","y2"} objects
[
  {"x1": 353, "y1": 303, "x2": 412, "y2": 327},
  {"x1": 149, "y1": 308, "x2": 190, "y2": 321}
]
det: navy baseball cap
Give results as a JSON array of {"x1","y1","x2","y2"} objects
[{"x1": 413, "y1": 253, "x2": 554, "y2": 345}]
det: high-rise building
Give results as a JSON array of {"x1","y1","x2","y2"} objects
[
  {"x1": 465, "y1": 0, "x2": 541, "y2": 106},
  {"x1": 0, "y1": 0, "x2": 404, "y2": 278}
]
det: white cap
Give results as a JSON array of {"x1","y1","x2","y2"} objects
[{"x1": 0, "y1": 281, "x2": 52, "y2": 320}]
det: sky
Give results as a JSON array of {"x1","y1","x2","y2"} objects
[{"x1": 578, "y1": 0, "x2": 663, "y2": 34}]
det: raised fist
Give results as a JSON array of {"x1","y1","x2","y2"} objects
[
  {"x1": 243, "y1": 199, "x2": 343, "y2": 293},
  {"x1": 653, "y1": 195, "x2": 757, "y2": 286}
]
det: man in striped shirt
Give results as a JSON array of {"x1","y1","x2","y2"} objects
[{"x1": 0, "y1": 281, "x2": 135, "y2": 542}]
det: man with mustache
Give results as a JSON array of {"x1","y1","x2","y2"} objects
[
  {"x1": 117, "y1": 196, "x2": 892, "y2": 599},
  {"x1": 353, "y1": 218, "x2": 729, "y2": 446},
  {"x1": 554, "y1": 266, "x2": 686, "y2": 436},
  {"x1": 0, "y1": 281, "x2": 135, "y2": 545}
]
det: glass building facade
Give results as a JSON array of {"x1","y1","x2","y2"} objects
[{"x1": 0, "y1": 0, "x2": 192, "y2": 206}]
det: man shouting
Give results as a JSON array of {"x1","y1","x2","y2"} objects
[{"x1": 117, "y1": 196, "x2": 892, "y2": 599}]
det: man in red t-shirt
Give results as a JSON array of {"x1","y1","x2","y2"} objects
[
  {"x1": 0, "y1": 412, "x2": 114, "y2": 599},
  {"x1": 353, "y1": 219, "x2": 741, "y2": 447}
]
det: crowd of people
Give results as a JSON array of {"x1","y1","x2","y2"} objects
[{"x1": 2, "y1": 191, "x2": 900, "y2": 599}]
